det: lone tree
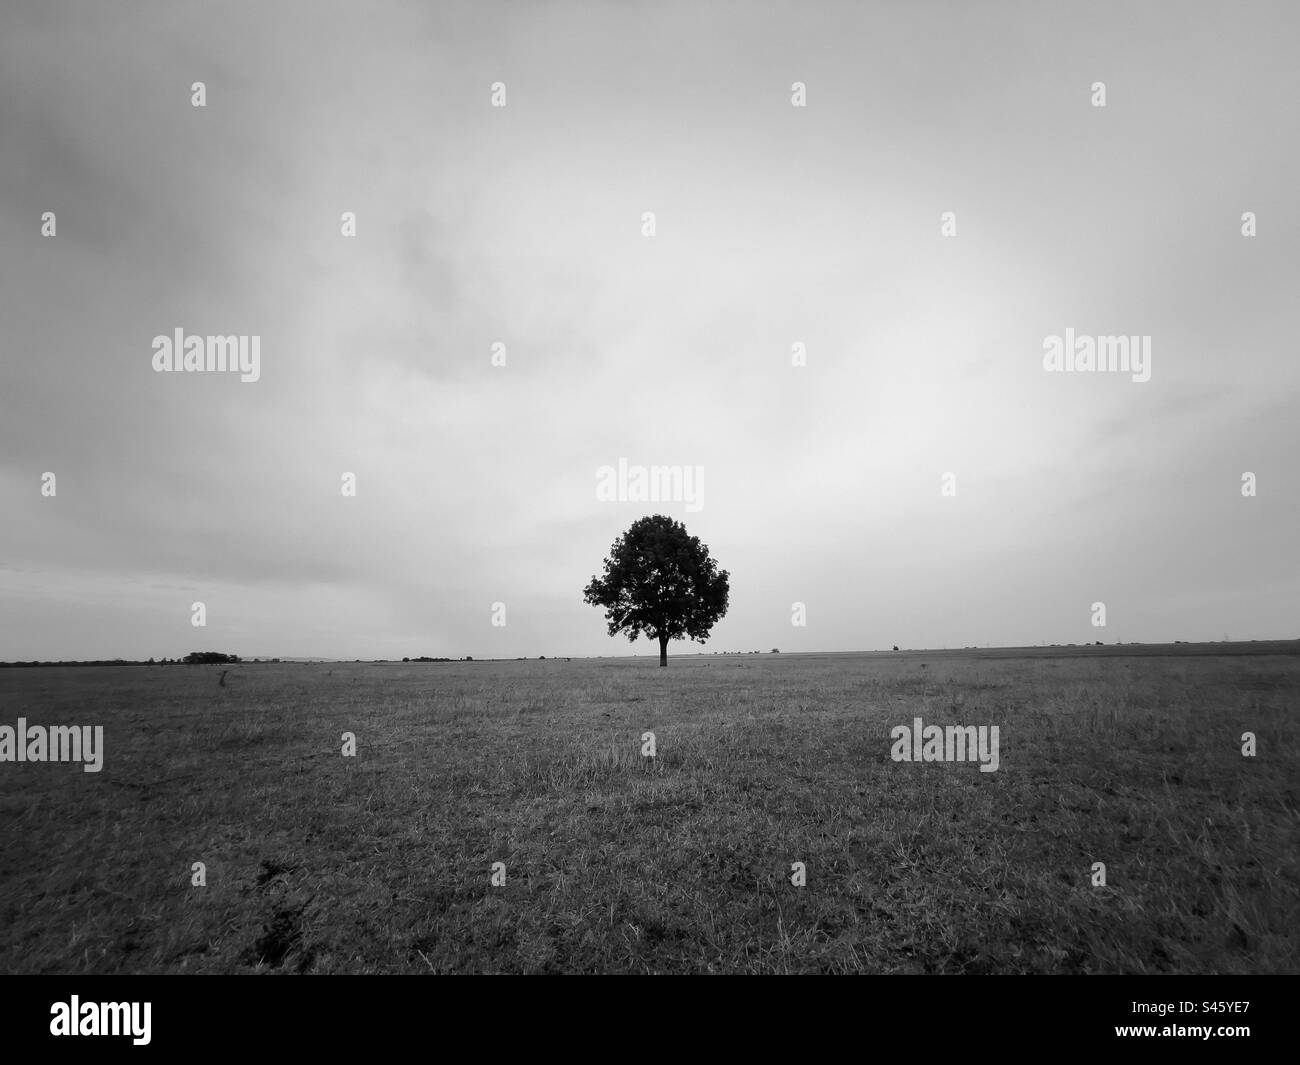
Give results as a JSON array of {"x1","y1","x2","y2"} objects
[{"x1": 583, "y1": 514, "x2": 729, "y2": 667}]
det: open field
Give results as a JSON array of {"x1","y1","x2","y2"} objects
[{"x1": 1, "y1": 649, "x2": 1297, "y2": 974}]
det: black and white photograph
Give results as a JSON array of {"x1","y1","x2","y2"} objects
[{"x1": 0, "y1": 0, "x2": 1296, "y2": 1039}]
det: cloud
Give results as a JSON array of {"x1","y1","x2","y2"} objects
[{"x1": 2, "y1": 0, "x2": 1297, "y2": 657}]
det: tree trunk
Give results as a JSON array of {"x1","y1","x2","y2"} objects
[{"x1": 659, "y1": 634, "x2": 668, "y2": 667}]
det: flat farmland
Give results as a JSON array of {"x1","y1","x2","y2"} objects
[{"x1": 1, "y1": 649, "x2": 1296, "y2": 974}]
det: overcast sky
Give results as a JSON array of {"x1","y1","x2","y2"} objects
[{"x1": 2, "y1": 0, "x2": 1297, "y2": 660}]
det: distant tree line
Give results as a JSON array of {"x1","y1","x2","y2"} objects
[
  {"x1": 0, "y1": 652, "x2": 268, "y2": 668},
  {"x1": 0, "y1": 659, "x2": 146, "y2": 668}
]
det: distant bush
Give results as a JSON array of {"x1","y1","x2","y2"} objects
[{"x1": 183, "y1": 652, "x2": 240, "y2": 665}]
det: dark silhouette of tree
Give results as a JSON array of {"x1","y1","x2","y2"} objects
[{"x1": 583, "y1": 514, "x2": 729, "y2": 667}]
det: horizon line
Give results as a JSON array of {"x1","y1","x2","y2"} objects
[{"x1": 4, "y1": 637, "x2": 1300, "y2": 667}]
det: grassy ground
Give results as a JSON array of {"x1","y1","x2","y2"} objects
[{"x1": 0, "y1": 651, "x2": 1296, "y2": 973}]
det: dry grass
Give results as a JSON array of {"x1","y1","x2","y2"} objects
[{"x1": 0, "y1": 650, "x2": 1296, "y2": 973}]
